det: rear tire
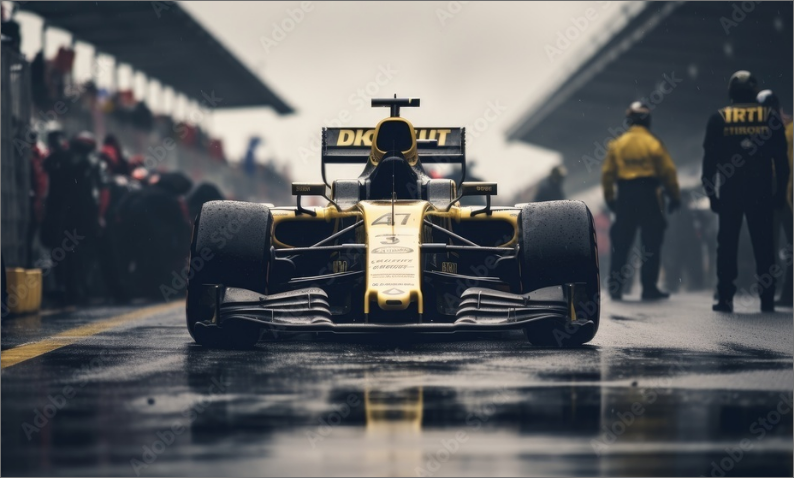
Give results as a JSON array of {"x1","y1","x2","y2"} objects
[
  {"x1": 186, "y1": 201, "x2": 272, "y2": 348},
  {"x1": 518, "y1": 200, "x2": 600, "y2": 346}
]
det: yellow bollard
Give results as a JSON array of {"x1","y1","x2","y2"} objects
[
  {"x1": 5, "y1": 268, "x2": 43, "y2": 314},
  {"x1": 25, "y1": 269, "x2": 42, "y2": 313}
]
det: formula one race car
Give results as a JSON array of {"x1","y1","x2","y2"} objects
[{"x1": 186, "y1": 97, "x2": 600, "y2": 348}]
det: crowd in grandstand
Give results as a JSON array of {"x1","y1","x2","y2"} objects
[{"x1": 2, "y1": 11, "x2": 292, "y2": 306}]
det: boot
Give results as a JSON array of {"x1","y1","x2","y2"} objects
[
  {"x1": 712, "y1": 299, "x2": 733, "y2": 313},
  {"x1": 642, "y1": 288, "x2": 670, "y2": 300},
  {"x1": 761, "y1": 296, "x2": 775, "y2": 313}
]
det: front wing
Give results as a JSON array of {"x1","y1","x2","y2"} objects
[{"x1": 193, "y1": 283, "x2": 594, "y2": 336}]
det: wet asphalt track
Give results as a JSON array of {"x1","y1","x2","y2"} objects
[{"x1": 1, "y1": 292, "x2": 792, "y2": 477}]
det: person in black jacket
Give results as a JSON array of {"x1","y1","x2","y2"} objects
[
  {"x1": 534, "y1": 166, "x2": 567, "y2": 202},
  {"x1": 187, "y1": 182, "x2": 224, "y2": 222},
  {"x1": 702, "y1": 71, "x2": 790, "y2": 312},
  {"x1": 115, "y1": 172, "x2": 192, "y2": 300},
  {"x1": 41, "y1": 132, "x2": 101, "y2": 304},
  {"x1": 757, "y1": 90, "x2": 794, "y2": 307}
]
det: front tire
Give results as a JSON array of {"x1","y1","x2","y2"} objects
[
  {"x1": 518, "y1": 200, "x2": 600, "y2": 346},
  {"x1": 186, "y1": 201, "x2": 272, "y2": 348}
]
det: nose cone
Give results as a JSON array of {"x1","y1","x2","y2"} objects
[
  {"x1": 360, "y1": 201, "x2": 427, "y2": 316},
  {"x1": 376, "y1": 288, "x2": 413, "y2": 310}
]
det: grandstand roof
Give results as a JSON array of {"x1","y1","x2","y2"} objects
[
  {"x1": 507, "y1": 1, "x2": 792, "y2": 194},
  {"x1": 19, "y1": 1, "x2": 293, "y2": 112}
]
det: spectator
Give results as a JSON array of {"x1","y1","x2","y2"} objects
[
  {"x1": 534, "y1": 165, "x2": 567, "y2": 202},
  {"x1": 30, "y1": 51, "x2": 48, "y2": 109},
  {"x1": 115, "y1": 172, "x2": 192, "y2": 300},
  {"x1": 131, "y1": 101, "x2": 153, "y2": 132},
  {"x1": 99, "y1": 134, "x2": 129, "y2": 176},
  {"x1": 41, "y1": 132, "x2": 101, "y2": 304},
  {"x1": 1, "y1": 4, "x2": 21, "y2": 53},
  {"x1": 187, "y1": 182, "x2": 224, "y2": 222}
]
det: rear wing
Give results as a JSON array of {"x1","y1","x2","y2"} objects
[
  {"x1": 322, "y1": 127, "x2": 465, "y2": 164},
  {"x1": 321, "y1": 127, "x2": 466, "y2": 185}
]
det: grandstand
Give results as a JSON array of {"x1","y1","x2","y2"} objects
[
  {"x1": 507, "y1": 1, "x2": 793, "y2": 202},
  {"x1": 2, "y1": 1, "x2": 293, "y2": 267}
]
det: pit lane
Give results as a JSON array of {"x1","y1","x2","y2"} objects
[{"x1": 1, "y1": 292, "x2": 791, "y2": 476}]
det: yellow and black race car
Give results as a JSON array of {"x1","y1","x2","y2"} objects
[{"x1": 186, "y1": 98, "x2": 600, "y2": 348}]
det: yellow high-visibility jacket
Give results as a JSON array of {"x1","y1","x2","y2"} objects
[{"x1": 601, "y1": 125, "x2": 680, "y2": 203}]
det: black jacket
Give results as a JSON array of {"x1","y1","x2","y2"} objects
[{"x1": 702, "y1": 102, "x2": 789, "y2": 201}]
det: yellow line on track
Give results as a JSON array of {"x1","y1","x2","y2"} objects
[{"x1": 1, "y1": 301, "x2": 183, "y2": 369}]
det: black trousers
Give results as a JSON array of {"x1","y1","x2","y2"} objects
[
  {"x1": 716, "y1": 193, "x2": 775, "y2": 302},
  {"x1": 608, "y1": 179, "x2": 666, "y2": 295}
]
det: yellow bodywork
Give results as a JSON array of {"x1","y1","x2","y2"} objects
[
  {"x1": 369, "y1": 117, "x2": 419, "y2": 165},
  {"x1": 271, "y1": 112, "x2": 518, "y2": 316},
  {"x1": 359, "y1": 200, "x2": 427, "y2": 313},
  {"x1": 271, "y1": 203, "x2": 519, "y2": 315}
]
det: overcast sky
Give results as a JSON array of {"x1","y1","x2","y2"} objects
[{"x1": 18, "y1": 1, "x2": 634, "y2": 196}]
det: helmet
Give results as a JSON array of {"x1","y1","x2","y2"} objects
[
  {"x1": 46, "y1": 130, "x2": 66, "y2": 151},
  {"x1": 625, "y1": 101, "x2": 651, "y2": 127},
  {"x1": 756, "y1": 89, "x2": 780, "y2": 112},
  {"x1": 69, "y1": 131, "x2": 96, "y2": 154},
  {"x1": 103, "y1": 133, "x2": 121, "y2": 149},
  {"x1": 728, "y1": 70, "x2": 758, "y2": 102},
  {"x1": 550, "y1": 165, "x2": 567, "y2": 180}
]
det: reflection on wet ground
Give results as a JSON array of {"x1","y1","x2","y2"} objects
[
  {"x1": 0, "y1": 305, "x2": 138, "y2": 349},
  {"x1": 1, "y1": 293, "x2": 792, "y2": 476}
]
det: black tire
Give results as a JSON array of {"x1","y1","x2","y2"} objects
[
  {"x1": 186, "y1": 200, "x2": 272, "y2": 348},
  {"x1": 518, "y1": 200, "x2": 600, "y2": 346}
]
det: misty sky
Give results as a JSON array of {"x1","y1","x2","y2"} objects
[{"x1": 17, "y1": 1, "x2": 634, "y2": 196}]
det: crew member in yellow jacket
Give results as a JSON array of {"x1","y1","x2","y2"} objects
[{"x1": 602, "y1": 102, "x2": 681, "y2": 301}]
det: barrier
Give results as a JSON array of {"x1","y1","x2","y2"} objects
[{"x1": 1, "y1": 46, "x2": 33, "y2": 268}]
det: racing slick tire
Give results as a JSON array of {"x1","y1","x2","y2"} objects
[
  {"x1": 186, "y1": 200, "x2": 272, "y2": 349},
  {"x1": 518, "y1": 200, "x2": 600, "y2": 347}
]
